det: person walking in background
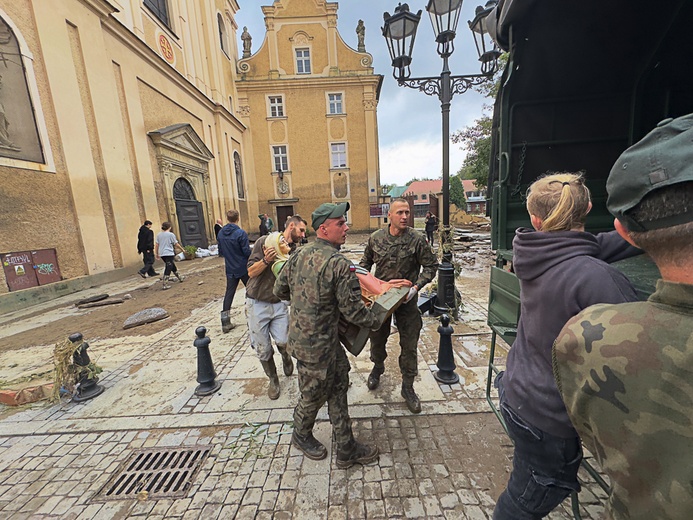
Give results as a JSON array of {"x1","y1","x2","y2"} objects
[
  {"x1": 492, "y1": 172, "x2": 641, "y2": 519},
  {"x1": 245, "y1": 215, "x2": 307, "y2": 399},
  {"x1": 424, "y1": 211, "x2": 438, "y2": 246},
  {"x1": 155, "y1": 221, "x2": 185, "y2": 290},
  {"x1": 214, "y1": 218, "x2": 223, "y2": 239},
  {"x1": 360, "y1": 198, "x2": 438, "y2": 414},
  {"x1": 265, "y1": 213, "x2": 275, "y2": 233},
  {"x1": 218, "y1": 209, "x2": 251, "y2": 333},
  {"x1": 137, "y1": 219, "x2": 158, "y2": 278},
  {"x1": 259, "y1": 214, "x2": 269, "y2": 236},
  {"x1": 274, "y1": 202, "x2": 387, "y2": 468},
  {"x1": 554, "y1": 114, "x2": 693, "y2": 520}
]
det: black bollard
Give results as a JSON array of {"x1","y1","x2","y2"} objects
[
  {"x1": 69, "y1": 332, "x2": 105, "y2": 402},
  {"x1": 433, "y1": 314, "x2": 460, "y2": 385},
  {"x1": 194, "y1": 326, "x2": 222, "y2": 396}
]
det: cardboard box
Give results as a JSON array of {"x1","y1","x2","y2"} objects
[{"x1": 339, "y1": 286, "x2": 409, "y2": 356}]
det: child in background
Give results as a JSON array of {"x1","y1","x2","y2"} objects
[{"x1": 493, "y1": 172, "x2": 641, "y2": 519}]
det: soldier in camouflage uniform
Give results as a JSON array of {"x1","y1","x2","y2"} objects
[
  {"x1": 274, "y1": 202, "x2": 387, "y2": 468},
  {"x1": 554, "y1": 114, "x2": 693, "y2": 519},
  {"x1": 360, "y1": 198, "x2": 438, "y2": 413}
]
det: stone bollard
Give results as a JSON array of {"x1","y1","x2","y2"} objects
[
  {"x1": 433, "y1": 314, "x2": 460, "y2": 385},
  {"x1": 69, "y1": 332, "x2": 105, "y2": 402},
  {"x1": 194, "y1": 326, "x2": 222, "y2": 396}
]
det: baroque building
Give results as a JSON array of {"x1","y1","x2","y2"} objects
[
  {"x1": 235, "y1": 0, "x2": 383, "y2": 231},
  {"x1": 0, "y1": 0, "x2": 382, "y2": 296}
]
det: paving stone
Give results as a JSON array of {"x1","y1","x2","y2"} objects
[
  {"x1": 365, "y1": 499, "x2": 387, "y2": 518},
  {"x1": 402, "y1": 496, "x2": 426, "y2": 518},
  {"x1": 259, "y1": 490, "x2": 278, "y2": 510},
  {"x1": 123, "y1": 308, "x2": 169, "y2": 329},
  {"x1": 328, "y1": 505, "x2": 347, "y2": 520},
  {"x1": 346, "y1": 498, "x2": 365, "y2": 519},
  {"x1": 384, "y1": 497, "x2": 404, "y2": 516},
  {"x1": 363, "y1": 481, "x2": 382, "y2": 500}
]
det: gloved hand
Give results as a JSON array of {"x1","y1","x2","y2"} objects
[{"x1": 405, "y1": 285, "x2": 418, "y2": 303}]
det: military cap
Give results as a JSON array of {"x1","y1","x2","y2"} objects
[
  {"x1": 607, "y1": 113, "x2": 693, "y2": 231},
  {"x1": 311, "y1": 202, "x2": 350, "y2": 231}
]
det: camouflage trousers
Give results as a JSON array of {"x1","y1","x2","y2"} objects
[
  {"x1": 293, "y1": 346, "x2": 353, "y2": 449},
  {"x1": 369, "y1": 297, "x2": 422, "y2": 383}
]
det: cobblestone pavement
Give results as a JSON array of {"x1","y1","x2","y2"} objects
[{"x1": 0, "y1": 245, "x2": 608, "y2": 519}]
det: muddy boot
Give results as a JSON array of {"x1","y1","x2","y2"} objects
[
  {"x1": 174, "y1": 272, "x2": 184, "y2": 282},
  {"x1": 367, "y1": 365, "x2": 384, "y2": 390},
  {"x1": 401, "y1": 382, "x2": 422, "y2": 414},
  {"x1": 292, "y1": 431, "x2": 327, "y2": 460},
  {"x1": 162, "y1": 276, "x2": 171, "y2": 290},
  {"x1": 277, "y1": 346, "x2": 294, "y2": 376},
  {"x1": 260, "y1": 358, "x2": 280, "y2": 400},
  {"x1": 336, "y1": 439, "x2": 379, "y2": 469},
  {"x1": 220, "y1": 311, "x2": 235, "y2": 334}
]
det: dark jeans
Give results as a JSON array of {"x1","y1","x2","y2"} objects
[
  {"x1": 138, "y1": 251, "x2": 157, "y2": 276},
  {"x1": 223, "y1": 274, "x2": 249, "y2": 311},
  {"x1": 161, "y1": 256, "x2": 177, "y2": 276},
  {"x1": 426, "y1": 230, "x2": 435, "y2": 245},
  {"x1": 493, "y1": 372, "x2": 582, "y2": 520}
]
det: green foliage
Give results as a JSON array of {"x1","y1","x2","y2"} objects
[
  {"x1": 449, "y1": 175, "x2": 467, "y2": 209},
  {"x1": 184, "y1": 245, "x2": 198, "y2": 256},
  {"x1": 451, "y1": 53, "x2": 508, "y2": 189}
]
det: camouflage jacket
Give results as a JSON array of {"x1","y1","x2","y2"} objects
[
  {"x1": 553, "y1": 280, "x2": 693, "y2": 520},
  {"x1": 274, "y1": 238, "x2": 380, "y2": 367},
  {"x1": 359, "y1": 227, "x2": 438, "y2": 288}
]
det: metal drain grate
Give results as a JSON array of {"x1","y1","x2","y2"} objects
[{"x1": 93, "y1": 445, "x2": 212, "y2": 501}]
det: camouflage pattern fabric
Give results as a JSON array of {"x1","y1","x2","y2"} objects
[
  {"x1": 369, "y1": 297, "x2": 422, "y2": 382},
  {"x1": 274, "y1": 238, "x2": 381, "y2": 447},
  {"x1": 274, "y1": 238, "x2": 380, "y2": 366},
  {"x1": 359, "y1": 227, "x2": 438, "y2": 288},
  {"x1": 360, "y1": 227, "x2": 437, "y2": 380},
  {"x1": 553, "y1": 280, "x2": 693, "y2": 520},
  {"x1": 293, "y1": 347, "x2": 353, "y2": 449}
]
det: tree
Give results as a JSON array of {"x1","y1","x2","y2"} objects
[
  {"x1": 451, "y1": 54, "x2": 508, "y2": 189},
  {"x1": 453, "y1": 114, "x2": 493, "y2": 188},
  {"x1": 449, "y1": 175, "x2": 466, "y2": 210}
]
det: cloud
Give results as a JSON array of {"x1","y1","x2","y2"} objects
[{"x1": 380, "y1": 138, "x2": 468, "y2": 186}]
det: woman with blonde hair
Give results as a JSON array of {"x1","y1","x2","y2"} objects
[{"x1": 493, "y1": 172, "x2": 641, "y2": 519}]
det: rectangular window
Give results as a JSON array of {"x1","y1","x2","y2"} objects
[
  {"x1": 413, "y1": 194, "x2": 419, "y2": 200},
  {"x1": 268, "y1": 96, "x2": 284, "y2": 117},
  {"x1": 328, "y1": 93, "x2": 343, "y2": 114},
  {"x1": 296, "y1": 48, "x2": 311, "y2": 74},
  {"x1": 272, "y1": 145, "x2": 288, "y2": 172},
  {"x1": 422, "y1": 194, "x2": 427, "y2": 200},
  {"x1": 144, "y1": 0, "x2": 169, "y2": 27},
  {"x1": 330, "y1": 143, "x2": 347, "y2": 168}
]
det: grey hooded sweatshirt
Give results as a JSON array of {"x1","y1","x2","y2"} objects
[{"x1": 503, "y1": 228, "x2": 640, "y2": 438}]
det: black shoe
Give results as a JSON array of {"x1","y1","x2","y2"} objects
[
  {"x1": 336, "y1": 440, "x2": 379, "y2": 469},
  {"x1": 292, "y1": 432, "x2": 327, "y2": 460},
  {"x1": 367, "y1": 366, "x2": 383, "y2": 390},
  {"x1": 149, "y1": 271, "x2": 159, "y2": 276},
  {"x1": 401, "y1": 384, "x2": 422, "y2": 414},
  {"x1": 138, "y1": 272, "x2": 146, "y2": 279}
]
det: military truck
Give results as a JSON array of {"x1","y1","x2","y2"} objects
[{"x1": 483, "y1": 1, "x2": 693, "y2": 516}]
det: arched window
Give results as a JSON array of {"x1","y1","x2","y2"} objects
[
  {"x1": 234, "y1": 151, "x2": 245, "y2": 199},
  {"x1": 217, "y1": 14, "x2": 229, "y2": 57},
  {"x1": 0, "y1": 16, "x2": 45, "y2": 164},
  {"x1": 173, "y1": 177, "x2": 196, "y2": 200}
]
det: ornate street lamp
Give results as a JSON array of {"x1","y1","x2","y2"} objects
[{"x1": 383, "y1": 0, "x2": 499, "y2": 315}]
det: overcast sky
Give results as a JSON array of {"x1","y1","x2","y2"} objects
[{"x1": 235, "y1": 0, "x2": 491, "y2": 187}]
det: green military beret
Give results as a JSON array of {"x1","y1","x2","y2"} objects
[
  {"x1": 311, "y1": 202, "x2": 350, "y2": 231},
  {"x1": 607, "y1": 113, "x2": 693, "y2": 231}
]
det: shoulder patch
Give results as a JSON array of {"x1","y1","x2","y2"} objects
[{"x1": 349, "y1": 265, "x2": 356, "y2": 272}]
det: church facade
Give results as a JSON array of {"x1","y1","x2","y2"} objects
[{"x1": 0, "y1": 0, "x2": 382, "y2": 295}]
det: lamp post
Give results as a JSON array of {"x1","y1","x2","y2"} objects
[{"x1": 382, "y1": 0, "x2": 500, "y2": 315}]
